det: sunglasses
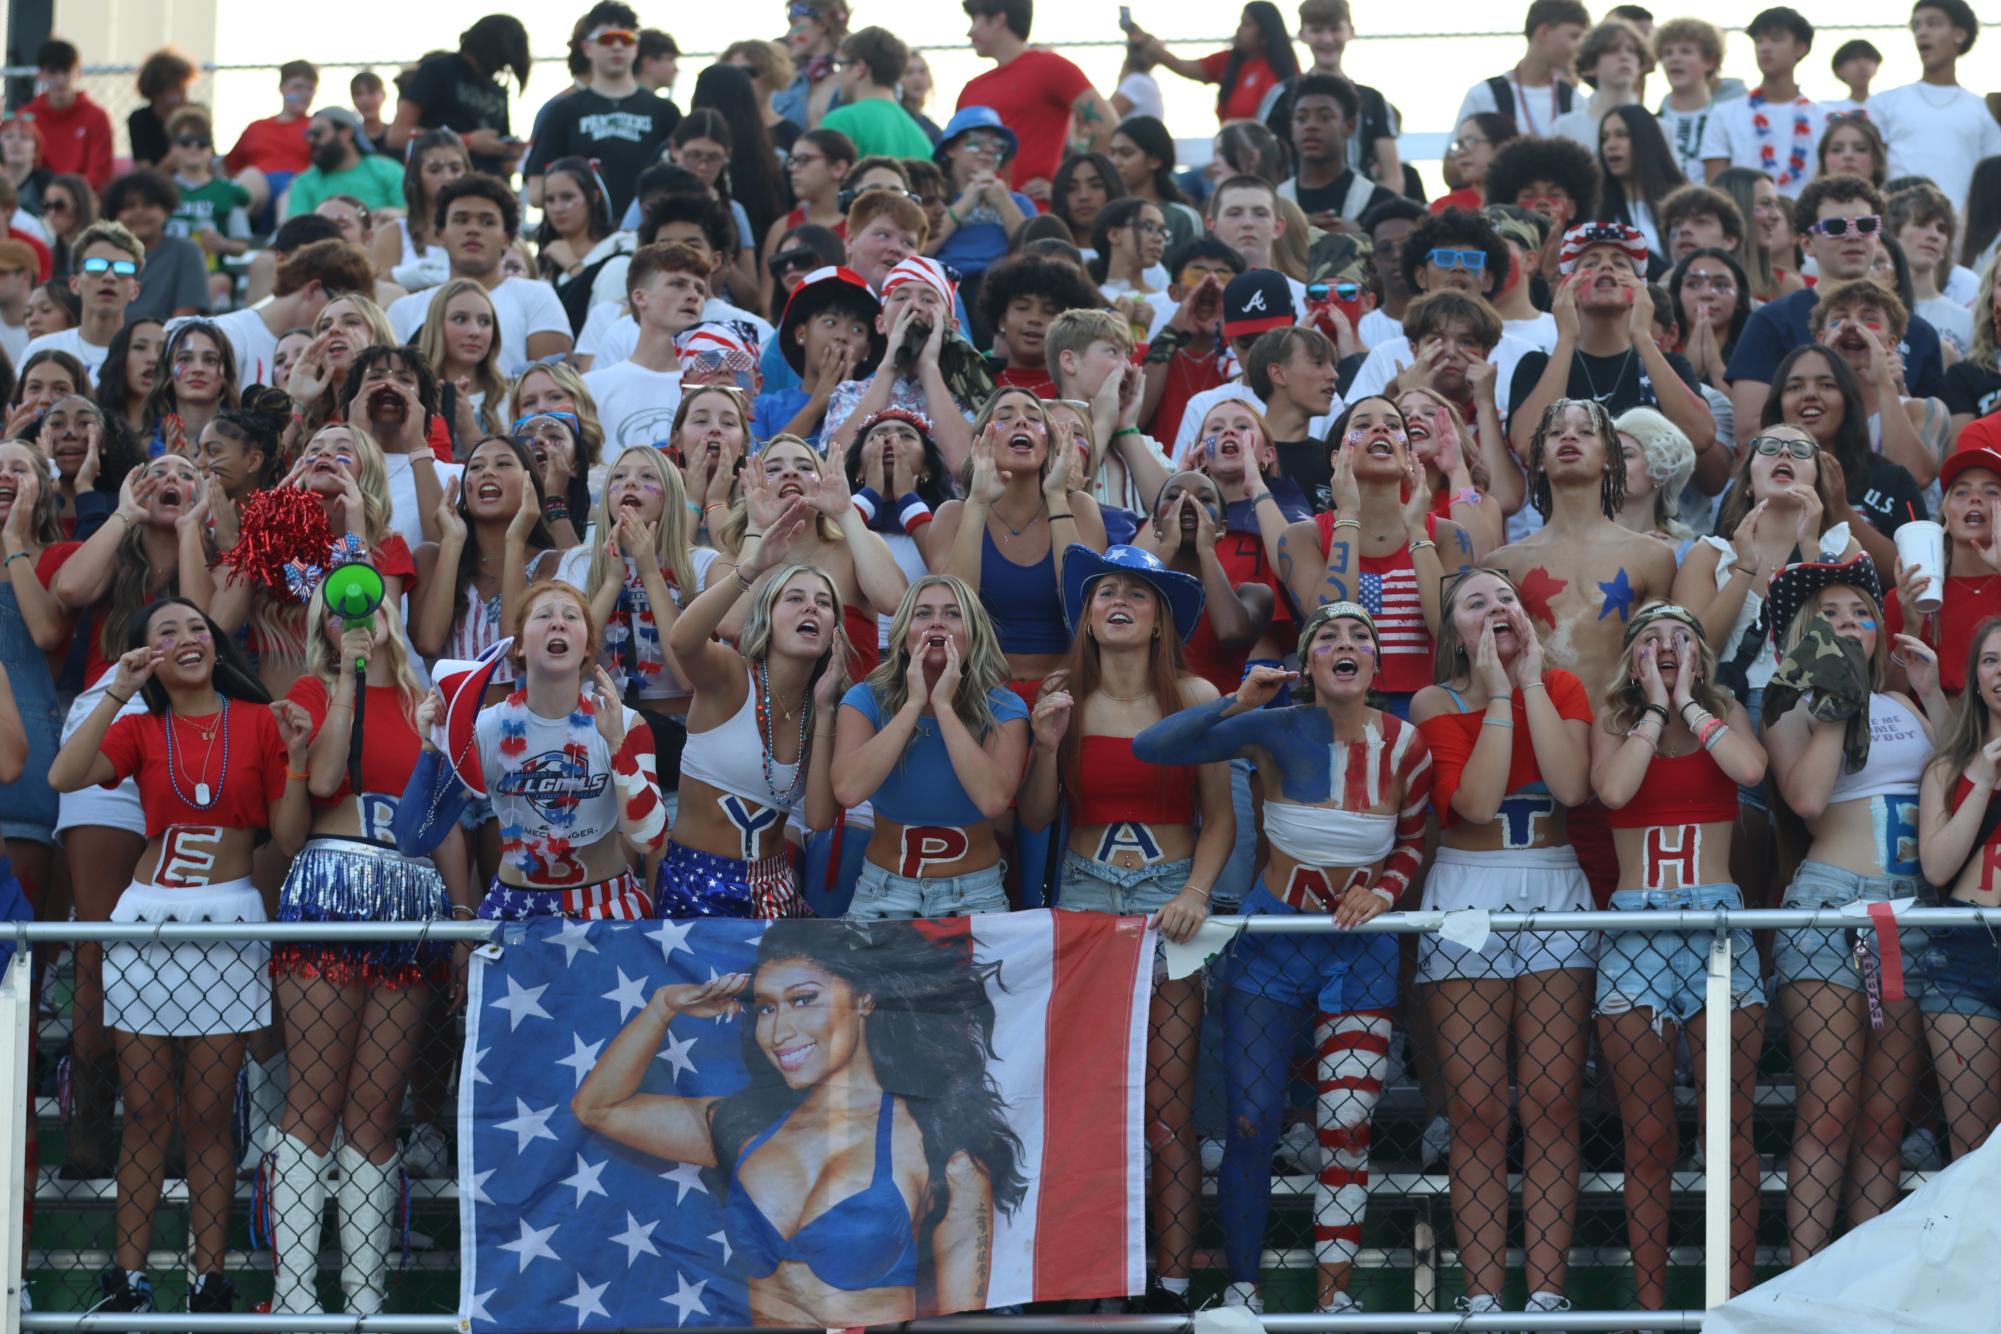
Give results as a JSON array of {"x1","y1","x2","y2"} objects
[
  {"x1": 1809, "y1": 214, "x2": 1882, "y2": 238},
  {"x1": 769, "y1": 246, "x2": 820, "y2": 276},
  {"x1": 1428, "y1": 248, "x2": 1487, "y2": 272},
  {"x1": 1307, "y1": 281, "x2": 1363, "y2": 301},
  {"x1": 173, "y1": 135, "x2": 211, "y2": 149},
  {"x1": 80, "y1": 257, "x2": 138, "y2": 276},
  {"x1": 1749, "y1": 435, "x2": 1818, "y2": 459},
  {"x1": 592, "y1": 29, "x2": 637, "y2": 47}
]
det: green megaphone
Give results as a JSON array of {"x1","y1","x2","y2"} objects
[{"x1": 322, "y1": 561, "x2": 386, "y2": 673}]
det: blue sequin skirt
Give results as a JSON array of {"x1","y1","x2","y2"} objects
[{"x1": 274, "y1": 837, "x2": 450, "y2": 988}]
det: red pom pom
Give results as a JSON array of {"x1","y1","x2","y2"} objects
[{"x1": 217, "y1": 489, "x2": 334, "y2": 600}]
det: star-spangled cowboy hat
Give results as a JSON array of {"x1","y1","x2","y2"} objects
[
  {"x1": 430, "y1": 637, "x2": 513, "y2": 797},
  {"x1": 1766, "y1": 554, "x2": 1884, "y2": 646},
  {"x1": 1060, "y1": 544, "x2": 1206, "y2": 643}
]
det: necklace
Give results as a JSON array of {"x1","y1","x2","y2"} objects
[
  {"x1": 1098, "y1": 688, "x2": 1154, "y2": 702},
  {"x1": 1579, "y1": 348, "x2": 1637, "y2": 404},
  {"x1": 755, "y1": 658, "x2": 810, "y2": 806},
  {"x1": 1747, "y1": 88, "x2": 1814, "y2": 189},
  {"x1": 165, "y1": 705, "x2": 229, "y2": 809},
  {"x1": 1914, "y1": 82, "x2": 1961, "y2": 109},
  {"x1": 989, "y1": 499, "x2": 1046, "y2": 538}
]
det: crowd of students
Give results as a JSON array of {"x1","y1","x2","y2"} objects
[{"x1": 2, "y1": 0, "x2": 2001, "y2": 1320}]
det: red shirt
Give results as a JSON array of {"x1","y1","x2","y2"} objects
[
  {"x1": 993, "y1": 365, "x2": 1057, "y2": 398},
  {"x1": 1197, "y1": 52, "x2": 1284, "y2": 123},
  {"x1": 1148, "y1": 349, "x2": 1229, "y2": 451},
  {"x1": 22, "y1": 92, "x2": 113, "y2": 190},
  {"x1": 1886, "y1": 573, "x2": 2001, "y2": 696},
  {"x1": 1419, "y1": 668, "x2": 1592, "y2": 830},
  {"x1": 37, "y1": 540, "x2": 115, "y2": 684},
  {"x1": 99, "y1": 699, "x2": 288, "y2": 840},
  {"x1": 225, "y1": 114, "x2": 311, "y2": 177},
  {"x1": 286, "y1": 676, "x2": 421, "y2": 804},
  {"x1": 957, "y1": 50, "x2": 1092, "y2": 190},
  {"x1": 1184, "y1": 527, "x2": 1292, "y2": 693}
]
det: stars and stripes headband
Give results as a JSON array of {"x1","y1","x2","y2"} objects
[{"x1": 1557, "y1": 221, "x2": 1648, "y2": 275}]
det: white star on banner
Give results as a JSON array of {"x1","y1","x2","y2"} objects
[
  {"x1": 662, "y1": 1272, "x2": 710, "y2": 1327},
  {"x1": 465, "y1": 1168, "x2": 495, "y2": 1206},
  {"x1": 602, "y1": 967, "x2": 651, "y2": 1021},
  {"x1": 611, "y1": 1211, "x2": 661, "y2": 1267},
  {"x1": 707, "y1": 1227, "x2": 732, "y2": 1266},
  {"x1": 467, "y1": 1289, "x2": 495, "y2": 1324},
  {"x1": 495, "y1": 1098, "x2": 559, "y2": 1153},
  {"x1": 491, "y1": 976, "x2": 552, "y2": 1031},
  {"x1": 560, "y1": 1152, "x2": 609, "y2": 1205},
  {"x1": 655, "y1": 1028, "x2": 699, "y2": 1082},
  {"x1": 497, "y1": 1217, "x2": 561, "y2": 1272},
  {"x1": 549, "y1": 919, "x2": 601, "y2": 966},
  {"x1": 556, "y1": 1032, "x2": 607, "y2": 1089},
  {"x1": 466, "y1": 1044, "x2": 491, "y2": 1086},
  {"x1": 660, "y1": 1159, "x2": 709, "y2": 1204},
  {"x1": 558, "y1": 1273, "x2": 610, "y2": 1328},
  {"x1": 644, "y1": 917, "x2": 695, "y2": 958}
]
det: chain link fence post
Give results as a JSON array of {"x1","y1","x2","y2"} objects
[{"x1": 2, "y1": 949, "x2": 31, "y2": 1334}]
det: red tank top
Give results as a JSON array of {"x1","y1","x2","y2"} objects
[
  {"x1": 1066, "y1": 734, "x2": 1197, "y2": 826},
  {"x1": 1606, "y1": 747, "x2": 1739, "y2": 828},
  {"x1": 1183, "y1": 528, "x2": 1293, "y2": 693}
]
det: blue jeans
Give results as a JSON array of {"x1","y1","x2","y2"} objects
[
  {"x1": 1055, "y1": 852, "x2": 1191, "y2": 915},
  {"x1": 1213, "y1": 758, "x2": 1258, "y2": 912},
  {"x1": 1917, "y1": 905, "x2": 2001, "y2": 1021},
  {"x1": 845, "y1": 859, "x2": 1009, "y2": 919},
  {"x1": 0, "y1": 581, "x2": 59, "y2": 844}
]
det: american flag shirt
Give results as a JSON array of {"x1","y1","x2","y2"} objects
[{"x1": 1315, "y1": 512, "x2": 1434, "y2": 694}]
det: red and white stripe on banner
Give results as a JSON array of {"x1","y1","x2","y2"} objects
[{"x1": 928, "y1": 909, "x2": 1151, "y2": 1307}]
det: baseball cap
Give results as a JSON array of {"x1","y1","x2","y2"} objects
[{"x1": 1222, "y1": 270, "x2": 1295, "y2": 340}]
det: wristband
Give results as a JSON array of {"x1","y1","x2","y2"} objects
[
  {"x1": 1368, "y1": 885, "x2": 1396, "y2": 907},
  {"x1": 543, "y1": 499, "x2": 569, "y2": 521},
  {"x1": 1253, "y1": 491, "x2": 1279, "y2": 507},
  {"x1": 734, "y1": 567, "x2": 755, "y2": 590},
  {"x1": 451, "y1": 905, "x2": 478, "y2": 920},
  {"x1": 3, "y1": 550, "x2": 28, "y2": 565},
  {"x1": 106, "y1": 691, "x2": 132, "y2": 706},
  {"x1": 896, "y1": 492, "x2": 933, "y2": 534},
  {"x1": 1409, "y1": 538, "x2": 1438, "y2": 555},
  {"x1": 285, "y1": 764, "x2": 310, "y2": 783},
  {"x1": 1111, "y1": 426, "x2": 1142, "y2": 440},
  {"x1": 852, "y1": 486, "x2": 884, "y2": 523},
  {"x1": 1049, "y1": 512, "x2": 1075, "y2": 522},
  {"x1": 946, "y1": 205, "x2": 962, "y2": 227},
  {"x1": 1482, "y1": 716, "x2": 1513, "y2": 729},
  {"x1": 1523, "y1": 679, "x2": 1547, "y2": 691}
]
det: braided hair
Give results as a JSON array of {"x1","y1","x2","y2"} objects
[{"x1": 1525, "y1": 396, "x2": 1626, "y2": 520}]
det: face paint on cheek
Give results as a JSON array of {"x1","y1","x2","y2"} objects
[
  {"x1": 1858, "y1": 619, "x2": 1877, "y2": 630},
  {"x1": 1346, "y1": 429, "x2": 1368, "y2": 445}
]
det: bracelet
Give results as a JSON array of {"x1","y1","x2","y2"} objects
[
  {"x1": 744, "y1": 530, "x2": 765, "y2": 541},
  {"x1": 1252, "y1": 490, "x2": 1279, "y2": 507},
  {"x1": 1111, "y1": 426, "x2": 1142, "y2": 440},
  {"x1": 1523, "y1": 680, "x2": 1547, "y2": 692},
  {"x1": 543, "y1": 499, "x2": 569, "y2": 521},
  {"x1": 110, "y1": 511, "x2": 133, "y2": 527},
  {"x1": 1049, "y1": 512, "x2": 1075, "y2": 522},
  {"x1": 1481, "y1": 716, "x2": 1513, "y2": 729},
  {"x1": 1332, "y1": 517, "x2": 1361, "y2": 531},
  {"x1": 1641, "y1": 704, "x2": 1670, "y2": 721},
  {"x1": 733, "y1": 567, "x2": 755, "y2": 590},
  {"x1": 285, "y1": 763, "x2": 309, "y2": 782},
  {"x1": 1697, "y1": 716, "x2": 1727, "y2": 746},
  {"x1": 705, "y1": 500, "x2": 729, "y2": 512},
  {"x1": 1409, "y1": 538, "x2": 1437, "y2": 555},
  {"x1": 3, "y1": 550, "x2": 28, "y2": 566},
  {"x1": 450, "y1": 905, "x2": 478, "y2": 920},
  {"x1": 106, "y1": 691, "x2": 132, "y2": 706},
  {"x1": 946, "y1": 205, "x2": 962, "y2": 227},
  {"x1": 686, "y1": 500, "x2": 702, "y2": 515}
]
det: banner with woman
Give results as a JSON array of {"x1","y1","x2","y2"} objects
[{"x1": 458, "y1": 911, "x2": 1153, "y2": 1328}]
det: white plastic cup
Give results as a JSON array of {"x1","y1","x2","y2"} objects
[{"x1": 1894, "y1": 519, "x2": 1946, "y2": 614}]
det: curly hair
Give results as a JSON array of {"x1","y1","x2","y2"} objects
[
  {"x1": 1399, "y1": 209, "x2": 1511, "y2": 295},
  {"x1": 1526, "y1": 397, "x2": 1626, "y2": 520},
  {"x1": 978, "y1": 251, "x2": 1105, "y2": 332},
  {"x1": 1613, "y1": 405, "x2": 1696, "y2": 539},
  {"x1": 1483, "y1": 136, "x2": 1601, "y2": 223},
  {"x1": 339, "y1": 344, "x2": 441, "y2": 446},
  {"x1": 708, "y1": 919, "x2": 1029, "y2": 1230}
]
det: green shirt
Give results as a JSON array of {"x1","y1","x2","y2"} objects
[
  {"x1": 282, "y1": 154, "x2": 406, "y2": 219},
  {"x1": 818, "y1": 98, "x2": 935, "y2": 162},
  {"x1": 167, "y1": 176, "x2": 253, "y2": 271}
]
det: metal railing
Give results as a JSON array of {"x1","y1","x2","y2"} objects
[{"x1": 7, "y1": 906, "x2": 1993, "y2": 1333}]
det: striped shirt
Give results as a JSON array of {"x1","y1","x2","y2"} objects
[{"x1": 1315, "y1": 512, "x2": 1435, "y2": 694}]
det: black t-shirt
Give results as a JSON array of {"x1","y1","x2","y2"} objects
[
  {"x1": 1274, "y1": 438, "x2": 1332, "y2": 512},
  {"x1": 1505, "y1": 347, "x2": 1705, "y2": 430},
  {"x1": 127, "y1": 106, "x2": 169, "y2": 166},
  {"x1": 1290, "y1": 168, "x2": 1397, "y2": 225},
  {"x1": 1265, "y1": 79, "x2": 1398, "y2": 180},
  {"x1": 523, "y1": 88, "x2": 680, "y2": 219},
  {"x1": 407, "y1": 51, "x2": 512, "y2": 173},
  {"x1": 1848, "y1": 454, "x2": 1927, "y2": 537},
  {"x1": 1944, "y1": 360, "x2": 2001, "y2": 420}
]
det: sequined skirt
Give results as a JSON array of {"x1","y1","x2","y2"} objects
[
  {"x1": 654, "y1": 840, "x2": 806, "y2": 919},
  {"x1": 274, "y1": 837, "x2": 450, "y2": 988}
]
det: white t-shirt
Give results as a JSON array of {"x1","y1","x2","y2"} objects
[
  {"x1": 1697, "y1": 92, "x2": 1831, "y2": 197},
  {"x1": 1918, "y1": 295, "x2": 1974, "y2": 357},
  {"x1": 171, "y1": 306, "x2": 281, "y2": 387},
  {"x1": 1357, "y1": 307, "x2": 1400, "y2": 350},
  {"x1": 0, "y1": 320, "x2": 26, "y2": 369},
  {"x1": 387, "y1": 275, "x2": 571, "y2": 378},
  {"x1": 1868, "y1": 83, "x2": 2001, "y2": 213},
  {"x1": 1115, "y1": 72, "x2": 1164, "y2": 122},
  {"x1": 379, "y1": 450, "x2": 463, "y2": 555},
  {"x1": 577, "y1": 298, "x2": 775, "y2": 370},
  {"x1": 20, "y1": 328, "x2": 111, "y2": 380},
  {"x1": 1503, "y1": 311, "x2": 1559, "y2": 354},
  {"x1": 1551, "y1": 105, "x2": 1605, "y2": 151},
  {"x1": 581, "y1": 360, "x2": 685, "y2": 451},
  {"x1": 1344, "y1": 330, "x2": 1538, "y2": 416},
  {"x1": 1945, "y1": 265, "x2": 1980, "y2": 307},
  {"x1": 1656, "y1": 102, "x2": 1715, "y2": 181},
  {"x1": 1454, "y1": 75, "x2": 1573, "y2": 141}
]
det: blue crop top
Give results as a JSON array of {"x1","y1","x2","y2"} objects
[
  {"x1": 725, "y1": 1091, "x2": 918, "y2": 1291},
  {"x1": 841, "y1": 682, "x2": 1029, "y2": 825},
  {"x1": 980, "y1": 529, "x2": 1072, "y2": 654}
]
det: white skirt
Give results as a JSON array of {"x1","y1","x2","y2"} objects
[
  {"x1": 106, "y1": 878, "x2": 271, "y2": 1036},
  {"x1": 54, "y1": 671, "x2": 145, "y2": 837}
]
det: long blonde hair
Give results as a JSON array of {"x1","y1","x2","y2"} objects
[
  {"x1": 417, "y1": 278, "x2": 506, "y2": 433},
  {"x1": 301, "y1": 581, "x2": 427, "y2": 731},
  {"x1": 863, "y1": 575, "x2": 1010, "y2": 751},
  {"x1": 1600, "y1": 602, "x2": 1733, "y2": 732},
  {"x1": 739, "y1": 561, "x2": 848, "y2": 676},
  {"x1": 716, "y1": 434, "x2": 843, "y2": 553},
  {"x1": 585, "y1": 445, "x2": 699, "y2": 599},
  {"x1": 1779, "y1": 580, "x2": 1888, "y2": 692},
  {"x1": 300, "y1": 294, "x2": 397, "y2": 439},
  {"x1": 306, "y1": 423, "x2": 394, "y2": 546}
]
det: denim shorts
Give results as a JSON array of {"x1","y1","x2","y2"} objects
[
  {"x1": 1416, "y1": 845, "x2": 1598, "y2": 982},
  {"x1": 846, "y1": 858, "x2": 1009, "y2": 920},
  {"x1": 457, "y1": 790, "x2": 496, "y2": 832},
  {"x1": 1056, "y1": 852, "x2": 1192, "y2": 915},
  {"x1": 1916, "y1": 904, "x2": 2001, "y2": 1022},
  {"x1": 1596, "y1": 882, "x2": 1765, "y2": 1027},
  {"x1": 1225, "y1": 880, "x2": 1399, "y2": 1014},
  {"x1": 1774, "y1": 861, "x2": 1927, "y2": 995}
]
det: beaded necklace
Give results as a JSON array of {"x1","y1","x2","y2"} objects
[
  {"x1": 165, "y1": 704, "x2": 230, "y2": 809},
  {"x1": 754, "y1": 658, "x2": 811, "y2": 806},
  {"x1": 1748, "y1": 89, "x2": 1814, "y2": 189}
]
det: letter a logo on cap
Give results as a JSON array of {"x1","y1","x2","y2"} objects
[{"x1": 1242, "y1": 290, "x2": 1268, "y2": 312}]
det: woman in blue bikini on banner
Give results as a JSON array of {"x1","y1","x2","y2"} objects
[{"x1": 572, "y1": 919, "x2": 1026, "y2": 1327}]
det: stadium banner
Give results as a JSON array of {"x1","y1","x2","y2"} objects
[{"x1": 457, "y1": 911, "x2": 1152, "y2": 1328}]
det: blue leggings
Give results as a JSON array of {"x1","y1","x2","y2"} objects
[{"x1": 1218, "y1": 988, "x2": 1390, "y2": 1280}]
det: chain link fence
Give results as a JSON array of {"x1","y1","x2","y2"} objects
[{"x1": 3, "y1": 907, "x2": 1993, "y2": 1330}]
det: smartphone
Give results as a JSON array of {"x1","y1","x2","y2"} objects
[{"x1": 1119, "y1": 5, "x2": 1133, "y2": 30}]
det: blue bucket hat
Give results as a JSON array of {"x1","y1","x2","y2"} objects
[
  {"x1": 933, "y1": 106, "x2": 1018, "y2": 167},
  {"x1": 1061, "y1": 544, "x2": 1206, "y2": 643}
]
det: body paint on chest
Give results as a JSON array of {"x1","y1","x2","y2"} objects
[
  {"x1": 1518, "y1": 567, "x2": 1568, "y2": 626},
  {"x1": 1597, "y1": 567, "x2": 1637, "y2": 621}
]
